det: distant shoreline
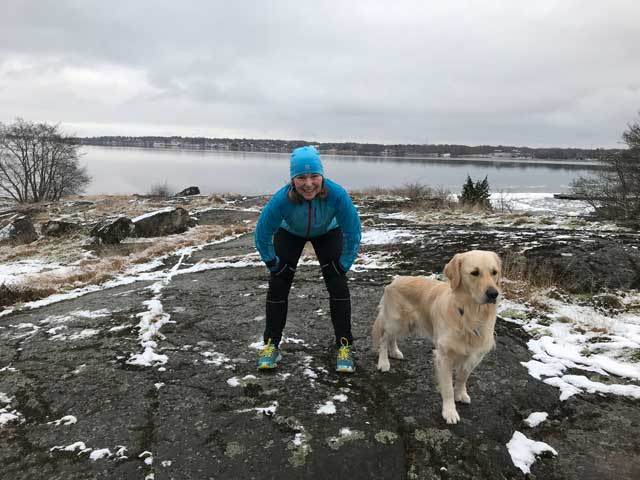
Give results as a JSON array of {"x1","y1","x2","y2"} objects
[{"x1": 80, "y1": 144, "x2": 602, "y2": 168}]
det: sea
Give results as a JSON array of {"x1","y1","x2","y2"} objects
[{"x1": 81, "y1": 146, "x2": 599, "y2": 197}]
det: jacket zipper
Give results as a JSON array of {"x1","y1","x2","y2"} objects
[{"x1": 305, "y1": 201, "x2": 312, "y2": 239}]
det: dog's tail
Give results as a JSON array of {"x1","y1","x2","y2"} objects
[{"x1": 371, "y1": 294, "x2": 385, "y2": 351}]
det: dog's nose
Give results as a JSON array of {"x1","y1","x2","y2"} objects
[{"x1": 485, "y1": 287, "x2": 499, "y2": 301}]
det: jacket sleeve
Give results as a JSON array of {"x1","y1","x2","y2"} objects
[
  {"x1": 254, "y1": 192, "x2": 284, "y2": 264},
  {"x1": 334, "y1": 189, "x2": 362, "y2": 271}
]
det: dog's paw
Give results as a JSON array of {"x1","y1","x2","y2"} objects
[
  {"x1": 455, "y1": 392, "x2": 471, "y2": 404},
  {"x1": 389, "y1": 349, "x2": 404, "y2": 360},
  {"x1": 442, "y1": 406, "x2": 460, "y2": 424},
  {"x1": 377, "y1": 360, "x2": 391, "y2": 372}
]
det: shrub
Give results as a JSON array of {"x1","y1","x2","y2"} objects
[
  {"x1": 401, "y1": 181, "x2": 432, "y2": 201},
  {"x1": 493, "y1": 190, "x2": 514, "y2": 213},
  {"x1": 570, "y1": 114, "x2": 640, "y2": 220},
  {"x1": 148, "y1": 181, "x2": 173, "y2": 198},
  {"x1": 460, "y1": 175, "x2": 492, "y2": 209}
]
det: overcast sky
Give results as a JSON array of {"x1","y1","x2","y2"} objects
[{"x1": 1, "y1": 1, "x2": 639, "y2": 148}]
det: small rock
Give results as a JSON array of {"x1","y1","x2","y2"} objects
[
  {"x1": 43, "y1": 220, "x2": 81, "y2": 237},
  {"x1": 132, "y1": 207, "x2": 196, "y2": 237},
  {"x1": 176, "y1": 186, "x2": 200, "y2": 196},
  {"x1": 90, "y1": 217, "x2": 133, "y2": 244},
  {"x1": 0, "y1": 215, "x2": 38, "y2": 244}
]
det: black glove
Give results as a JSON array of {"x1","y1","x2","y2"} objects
[{"x1": 265, "y1": 257, "x2": 278, "y2": 272}]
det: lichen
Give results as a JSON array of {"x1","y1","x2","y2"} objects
[
  {"x1": 327, "y1": 429, "x2": 366, "y2": 450},
  {"x1": 374, "y1": 430, "x2": 398, "y2": 445},
  {"x1": 500, "y1": 308, "x2": 529, "y2": 320},
  {"x1": 287, "y1": 433, "x2": 313, "y2": 467},
  {"x1": 414, "y1": 428, "x2": 452, "y2": 452},
  {"x1": 224, "y1": 442, "x2": 244, "y2": 457}
]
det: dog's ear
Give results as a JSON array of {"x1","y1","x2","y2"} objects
[
  {"x1": 444, "y1": 254, "x2": 461, "y2": 290},
  {"x1": 492, "y1": 252, "x2": 502, "y2": 280}
]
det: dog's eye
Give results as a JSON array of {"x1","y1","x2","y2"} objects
[
  {"x1": 491, "y1": 270, "x2": 498, "y2": 276},
  {"x1": 470, "y1": 271, "x2": 479, "y2": 277}
]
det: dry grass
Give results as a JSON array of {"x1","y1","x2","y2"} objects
[
  {"x1": 455, "y1": 202, "x2": 492, "y2": 215},
  {"x1": 89, "y1": 242, "x2": 152, "y2": 259},
  {"x1": 501, "y1": 251, "x2": 557, "y2": 307},
  {"x1": 93, "y1": 195, "x2": 174, "y2": 218},
  {"x1": 56, "y1": 194, "x2": 227, "y2": 222},
  {"x1": 0, "y1": 283, "x2": 57, "y2": 308},
  {"x1": 354, "y1": 183, "x2": 455, "y2": 210},
  {"x1": 1, "y1": 193, "x2": 234, "y2": 261},
  {"x1": 31, "y1": 257, "x2": 124, "y2": 290},
  {"x1": 0, "y1": 232, "x2": 90, "y2": 264},
  {"x1": 356, "y1": 182, "x2": 433, "y2": 200},
  {"x1": 0, "y1": 193, "x2": 249, "y2": 309},
  {"x1": 127, "y1": 225, "x2": 248, "y2": 265},
  {"x1": 1, "y1": 243, "x2": 41, "y2": 261},
  {"x1": 1, "y1": 257, "x2": 125, "y2": 308},
  {"x1": 512, "y1": 215, "x2": 534, "y2": 226},
  {"x1": 3, "y1": 224, "x2": 249, "y2": 309}
]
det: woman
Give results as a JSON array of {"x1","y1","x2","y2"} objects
[{"x1": 254, "y1": 146, "x2": 362, "y2": 373}]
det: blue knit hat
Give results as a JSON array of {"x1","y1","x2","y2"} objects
[{"x1": 290, "y1": 146, "x2": 324, "y2": 179}]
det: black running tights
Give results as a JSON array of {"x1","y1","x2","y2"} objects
[{"x1": 264, "y1": 227, "x2": 352, "y2": 347}]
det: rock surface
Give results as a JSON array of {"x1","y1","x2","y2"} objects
[
  {"x1": 132, "y1": 207, "x2": 196, "y2": 237},
  {"x1": 90, "y1": 216, "x2": 134, "y2": 244},
  {"x1": 176, "y1": 186, "x2": 201, "y2": 196},
  {"x1": 523, "y1": 238, "x2": 640, "y2": 292},
  {"x1": 42, "y1": 220, "x2": 81, "y2": 237},
  {"x1": 0, "y1": 215, "x2": 38, "y2": 244},
  {"x1": 1, "y1": 204, "x2": 639, "y2": 479}
]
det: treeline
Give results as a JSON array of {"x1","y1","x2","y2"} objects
[{"x1": 79, "y1": 136, "x2": 618, "y2": 161}]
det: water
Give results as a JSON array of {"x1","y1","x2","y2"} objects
[{"x1": 80, "y1": 146, "x2": 599, "y2": 196}]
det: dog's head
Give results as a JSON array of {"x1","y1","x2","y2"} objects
[{"x1": 444, "y1": 250, "x2": 502, "y2": 304}]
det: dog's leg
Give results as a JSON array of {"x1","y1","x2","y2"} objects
[
  {"x1": 377, "y1": 332, "x2": 391, "y2": 372},
  {"x1": 435, "y1": 348, "x2": 459, "y2": 424},
  {"x1": 455, "y1": 355, "x2": 482, "y2": 404},
  {"x1": 389, "y1": 338, "x2": 404, "y2": 360},
  {"x1": 454, "y1": 367, "x2": 472, "y2": 404}
]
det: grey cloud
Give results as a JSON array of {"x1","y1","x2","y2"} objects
[{"x1": 1, "y1": 0, "x2": 640, "y2": 147}]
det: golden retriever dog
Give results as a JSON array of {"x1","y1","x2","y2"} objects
[{"x1": 372, "y1": 250, "x2": 502, "y2": 424}]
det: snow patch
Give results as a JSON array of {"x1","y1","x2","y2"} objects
[
  {"x1": 524, "y1": 412, "x2": 548, "y2": 428},
  {"x1": 48, "y1": 415, "x2": 78, "y2": 426},
  {"x1": 316, "y1": 401, "x2": 336, "y2": 415},
  {"x1": 507, "y1": 431, "x2": 557, "y2": 474},
  {"x1": 89, "y1": 448, "x2": 112, "y2": 461},
  {"x1": 361, "y1": 228, "x2": 418, "y2": 245}
]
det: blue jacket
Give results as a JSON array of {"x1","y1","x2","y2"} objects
[{"x1": 254, "y1": 178, "x2": 362, "y2": 271}]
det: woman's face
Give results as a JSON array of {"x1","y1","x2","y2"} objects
[{"x1": 293, "y1": 173, "x2": 323, "y2": 200}]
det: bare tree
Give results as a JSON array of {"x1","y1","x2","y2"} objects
[
  {"x1": 0, "y1": 118, "x2": 90, "y2": 203},
  {"x1": 571, "y1": 115, "x2": 640, "y2": 220}
]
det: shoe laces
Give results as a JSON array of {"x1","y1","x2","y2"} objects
[
  {"x1": 260, "y1": 339, "x2": 276, "y2": 358},
  {"x1": 338, "y1": 337, "x2": 351, "y2": 361}
]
